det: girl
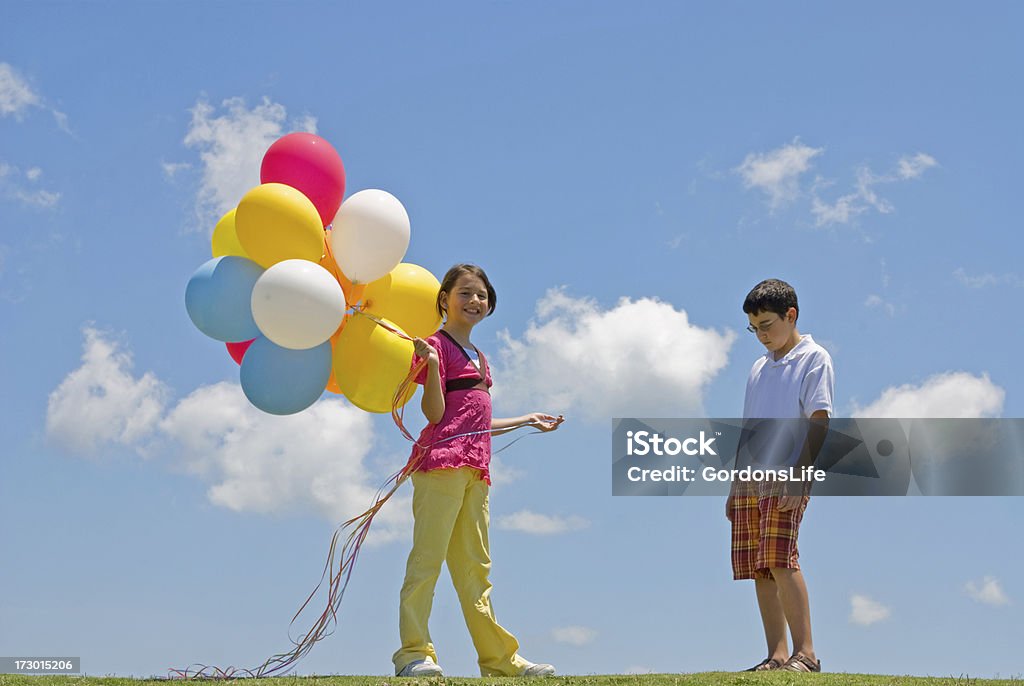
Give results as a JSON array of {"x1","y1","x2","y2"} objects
[{"x1": 392, "y1": 264, "x2": 564, "y2": 678}]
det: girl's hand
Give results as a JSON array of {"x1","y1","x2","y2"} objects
[
  {"x1": 413, "y1": 337, "x2": 439, "y2": 364},
  {"x1": 528, "y1": 413, "x2": 564, "y2": 432}
]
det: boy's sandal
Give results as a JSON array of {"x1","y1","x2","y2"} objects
[
  {"x1": 744, "y1": 658, "x2": 783, "y2": 671},
  {"x1": 781, "y1": 653, "x2": 821, "y2": 672}
]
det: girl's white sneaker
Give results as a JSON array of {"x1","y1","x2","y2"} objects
[
  {"x1": 397, "y1": 657, "x2": 444, "y2": 677},
  {"x1": 520, "y1": 661, "x2": 556, "y2": 677}
]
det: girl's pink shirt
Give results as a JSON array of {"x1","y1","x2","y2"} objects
[{"x1": 410, "y1": 331, "x2": 494, "y2": 483}]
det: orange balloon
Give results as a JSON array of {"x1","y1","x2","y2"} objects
[
  {"x1": 325, "y1": 315, "x2": 349, "y2": 394},
  {"x1": 320, "y1": 230, "x2": 367, "y2": 306},
  {"x1": 339, "y1": 271, "x2": 367, "y2": 307},
  {"x1": 326, "y1": 366, "x2": 343, "y2": 394}
]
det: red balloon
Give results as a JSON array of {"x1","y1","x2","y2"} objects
[
  {"x1": 261, "y1": 133, "x2": 346, "y2": 227},
  {"x1": 226, "y1": 339, "x2": 256, "y2": 365}
]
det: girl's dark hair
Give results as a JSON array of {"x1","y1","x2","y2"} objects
[
  {"x1": 743, "y1": 278, "x2": 799, "y2": 321},
  {"x1": 436, "y1": 264, "x2": 497, "y2": 318}
]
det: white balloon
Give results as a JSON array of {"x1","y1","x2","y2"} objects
[
  {"x1": 330, "y1": 189, "x2": 411, "y2": 284},
  {"x1": 251, "y1": 260, "x2": 346, "y2": 350}
]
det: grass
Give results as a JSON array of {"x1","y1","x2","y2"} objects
[{"x1": 1, "y1": 674, "x2": 1021, "y2": 686}]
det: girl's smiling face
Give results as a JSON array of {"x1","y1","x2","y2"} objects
[{"x1": 442, "y1": 273, "x2": 490, "y2": 326}]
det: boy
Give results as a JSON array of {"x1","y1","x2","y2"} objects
[{"x1": 727, "y1": 278, "x2": 834, "y2": 673}]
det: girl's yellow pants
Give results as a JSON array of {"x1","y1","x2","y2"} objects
[{"x1": 392, "y1": 466, "x2": 528, "y2": 676}]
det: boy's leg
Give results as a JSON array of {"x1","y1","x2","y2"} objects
[
  {"x1": 754, "y1": 576, "x2": 790, "y2": 663},
  {"x1": 392, "y1": 469, "x2": 470, "y2": 673},
  {"x1": 769, "y1": 568, "x2": 815, "y2": 661},
  {"x1": 757, "y1": 494, "x2": 816, "y2": 663},
  {"x1": 445, "y1": 470, "x2": 528, "y2": 677},
  {"x1": 731, "y1": 490, "x2": 787, "y2": 667}
]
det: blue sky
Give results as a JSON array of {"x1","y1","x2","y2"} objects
[{"x1": 2, "y1": 1, "x2": 1022, "y2": 679}]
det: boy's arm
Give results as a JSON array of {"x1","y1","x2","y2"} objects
[
  {"x1": 776, "y1": 409, "x2": 829, "y2": 511},
  {"x1": 804, "y1": 409, "x2": 830, "y2": 462},
  {"x1": 776, "y1": 354, "x2": 834, "y2": 510}
]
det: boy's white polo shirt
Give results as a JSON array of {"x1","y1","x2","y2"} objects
[{"x1": 743, "y1": 334, "x2": 835, "y2": 420}]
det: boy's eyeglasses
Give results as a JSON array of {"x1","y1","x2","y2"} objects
[{"x1": 746, "y1": 316, "x2": 781, "y2": 334}]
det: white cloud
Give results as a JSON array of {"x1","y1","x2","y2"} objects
[
  {"x1": 850, "y1": 594, "x2": 890, "y2": 626},
  {"x1": 667, "y1": 233, "x2": 686, "y2": 249},
  {"x1": 812, "y1": 167, "x2": 891, "y2": 227},
  {"x1": 965, "y1": 576, "x2": 1010, "y2": 607},
  {"x1": 495, "y1": 510, "x2": 589, "y2": 535},
  {"x1": 851, "y1": 372, "x2": 1004, "y2": 418},
  {"x1": 161, "y1": 161, "x2": 191, "y2": 180},
  {"x1": 10, "y1": 187, "x2": 60, "y2": 208},
  {"x1": 624, "y1": 666, "x2": 655, "y2": 675},
  {"x1": 953, "y1": 267, "x2": 1023, "y2": 289},
  {"x1": 180, "y1": 96, "x2": 316, "y2": 232},
  {"x1": 864, "y1": 294, "x2": 896, "y2": 317},
  {"x1": 161, "y1": 383, "x2": 409, "y2": 540},
  {"x1": 494, "y1": 288, "x2": 735, "y2": 422},
  {"x1": 897, "y1": 153, "x2": 939, "y2": 179},
  {"x1": 46, "y1": 327, "x2": 170, "y2": 455},
  {"x1": 46, "y1": 327, "x2": 410, "y2": 541},
  {"x1": 0, "y1": 63, "x2": 41, "y2": 117},
  {"x1": 0, "y1": 62, "x2": 71, "y2": 133},
  {"x1": 954, "y1": 268, "x2": 999, "y2": 288},
  {"x1": 291, "y1": 113, "x2": 318, "y2": 135},
  {"x1": 812, "y1": 154, "x2": 937, "y2": 227},
  {"x1": 551, "y1": 625, "x2": 598, "y2": 646},
  {"x1": 736, "y1": 138, "x2": 823, "y2": 209},
  {"x1": 0, "y1": 161, "x2": 61, "y2": 208},
  {"x1": 811, "y1": 190, "x2": 861, "y2": 226},
  {"x1": 854, "y1": 168, "x2": 895, "y2": 214},
  {"x1": 52, "y1": 109, "x2": 71, "y2": 134},
  {"x1": 487, "y1": 453, "x2": 525, "y2": 487}
]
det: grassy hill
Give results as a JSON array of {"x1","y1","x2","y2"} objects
[{"x1": 1, "y1": 673, "x2": 1020, "y2": 686}]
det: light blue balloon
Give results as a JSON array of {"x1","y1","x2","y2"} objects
[
  {"x1": 240, "y1": 337, "x2": 332, "y2": 415},
  {"x1": 185, "y1": 256, "x2": 264, "y2": 342}
]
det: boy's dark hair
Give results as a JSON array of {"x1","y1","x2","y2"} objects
[
  {"x1": 437, "y1": 264, "x2": 497, "y2": 318},
  {"x1": 743, "y1": 278, "x2": 799, "y2": 321}
]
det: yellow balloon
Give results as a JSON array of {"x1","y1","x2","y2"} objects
[
  {"x1": 333, "y1": 314, "x2": 416, "y2": 413},
  {"x1": 235, "y1": 183, "x2": 325, "y2": 268},
  {"x1": 362, "y1": 263, "x2": 442, "y2": 339},
  {"x1": 210, "y1": 208, "x2": 250, "y2": 258}
]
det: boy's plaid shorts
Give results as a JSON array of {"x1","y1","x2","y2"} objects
[{"x1": 729, "y1": 487, "x2": 810, "y2": 580}]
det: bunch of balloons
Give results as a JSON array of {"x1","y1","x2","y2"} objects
[{"x1": 185, "y1": 132, "x2": 442, "y2": 415}]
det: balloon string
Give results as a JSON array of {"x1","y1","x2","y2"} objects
[
  {"x1": 351, "y1": 308, "x2": 413, "y2": 340},
  {"x1": 373, "y1": 309, "x2": 539, "y2": 453},
  {"x1": 169, "y1": 443, "x2": 429, "y2": 680},
  {"x1": 168, "y1": 311, "x2": 539, "y2": 680}
]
